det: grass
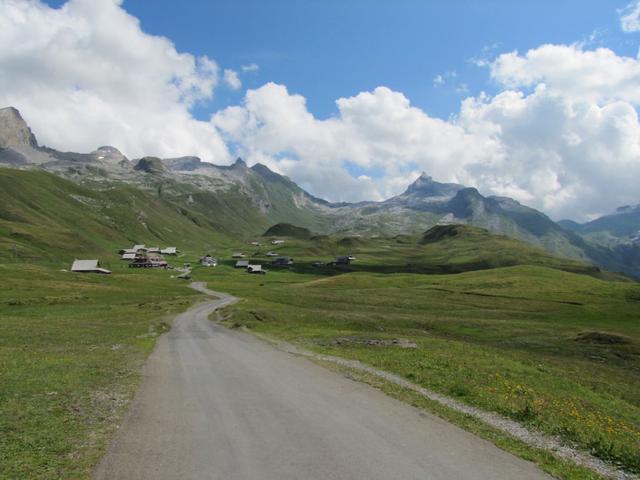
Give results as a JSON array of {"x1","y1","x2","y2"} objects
[
  {"x1": 197, "y1": 262, "x2": 640, "y2": 475},
  {"x1": 1, "y1": 195, "x2": 638, "y2": 479},
  {"x1": 0, "y1": 262, "x2": 201, "y2": 479}
]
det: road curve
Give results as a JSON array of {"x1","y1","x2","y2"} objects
[{"x1": 93, "y1": 282, "x2": 551, "y2": 480}]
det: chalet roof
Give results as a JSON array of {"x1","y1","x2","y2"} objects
[
  {"x1": 71, "y1": 259, "x2": 111, "y2": 274},
  {"x1": 72, "y1": 259, "x2": 98, "y2": 271}
]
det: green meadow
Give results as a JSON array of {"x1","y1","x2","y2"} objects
[
  {"x1": 0, "y1": 263, "x2": 200, "y2": 479},
  {"x1": 1, "y1": 222, "x2": 639, "y2": 479},
  {"x1": 196, "y1": 239, "x2": 640, "y2": 475}
]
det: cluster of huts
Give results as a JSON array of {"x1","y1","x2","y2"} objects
[
  {"x1": 69, "y1": 244, "x2": 179, "y2": 274},
  {"x1": 232, "y1": 254, "x2": 295, "y2": 275},
  {"x1": 118, "y1": 244, "x2": 177, "y2": 268}
]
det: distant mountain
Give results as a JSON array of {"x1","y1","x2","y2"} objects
[
  {"x1": 561, "y1": 204, "x2": 640, "y2": 244},
  {"x1": 1, "y1": 105, "x2": 638, "y2": 278}
]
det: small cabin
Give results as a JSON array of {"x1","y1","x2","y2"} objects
[
  {"x1": 272, "y1": 256, "x2": 293, "y2": 266},
  {"x1": 121, "y1": 253, "x2": 137, "y2": 261},
  {"x1": 235, "y1": 260, "x2": 249, "y2": 268},
  {"x1": 129, "y1": 253, "x2": 168, "y2": 269},
  {"x1": 271, "y1": 239, "x2": 285, "y2": 245},
  {"x1": 132, "y1": 244, "x2": 147, "y2": 252},
  {"x1": 334, "y1": 256, "x2": 351, "y2": 265},
  {"x1": 161, "y1": 247, "x2": 177, "y2": 255},
  {"x1": 247, "y1": 264, "x2": 266, "y2": 274},
  {"x1": 232, "y1": 252, "x2": 246, "y2": 258},
  {"x1": 71, "y1": 259, "x2": 111, "y2": 274},
  {"x1": 201, "y1": 255, "x2": 217, "y2": 267}
]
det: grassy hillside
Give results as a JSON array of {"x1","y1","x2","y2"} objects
[
  {"x1": 2, "y1": 166, "x2": 638, "y2": 478},
  {"x1": 240, "y1": 224, "x2": 621, "y2": 280},
  {"x1": 0, "y1": 168, "x2": 231, "y2": 262},
  {"x1": 199, "y1": 264, "x2": 640, "y2": 475},
  {"x1": 263, "y1": 222, "x2": 313, "y2": 239},
  {"x1": 0, "y1": 263, "x2": 202, "y2": 479}
]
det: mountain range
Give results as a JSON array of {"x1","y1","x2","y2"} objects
[{"x1": 1, "y1": 106, "x2": 638, "y2": 278}]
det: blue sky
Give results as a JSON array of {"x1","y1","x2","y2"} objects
[
  {"x1": 111, "y1": 1, "x2": 635, "y2": 119},
  {"x1": 6, "y1": 0, "x2": 640, "y2": 219}
]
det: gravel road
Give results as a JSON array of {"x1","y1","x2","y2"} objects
[{"x1": 93, "y1": 282, "x2": 551, "y2": 480}]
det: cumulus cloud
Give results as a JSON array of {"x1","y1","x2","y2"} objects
[
  {"x1": 490, "y1": 44, "x2": 640, "y2": 104},
  {"x1": 213, "y1": 83, "x2": 501, "y2": 204},
  {"x1": 223, "y1": 69, "x2": 241, "y2": 90},
  {"x1": 0, "y1": 0, "x2": 231, "y2": 162},
  {"x1": 620, "y1": 0, "x2": 640, "y2": 32},
  {"x1": 213, "y1": 44, "x2": 640, "y2": 220},
  {"x1": 1, "y1": 1, "x2": 638, "y2": 220}
]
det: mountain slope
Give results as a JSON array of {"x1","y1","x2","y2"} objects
[
  {"x1": 0, "y1": 168, "x2": 230, "y2": 261},
  {"x1": 1, "y1": 105, "x2": 638, "y2": 278}
]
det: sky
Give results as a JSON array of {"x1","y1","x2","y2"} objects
[{"x1": 1, "y1": 0, "x2": 639, "y2": 221}]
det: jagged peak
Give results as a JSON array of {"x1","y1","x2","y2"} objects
[
  {"x1": 0, "y1": 106, "x2": 38, "y2": 149},
  {"x1": 232, "y1": 157, "x2": 247, "y2": 168},
  {"x1": 402, "y1": 172, "x2": 464, "y2": 198}
]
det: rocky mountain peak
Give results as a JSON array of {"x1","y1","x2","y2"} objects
[
  {"x1": 91, "y1": 146, "x2": 128, "y2": 164},
  {"x1": 0, "y1": 107, "x2": 38, "y2": 149},
  {"x1": 232, "y1": 157, "x2": 247, "y2": 168},
  {"x1": 402, "y1": 172, "x2": 464, "y2": 198},
  {"x1": 134, "y1": 156, "x2": 166, "y2": 174}
]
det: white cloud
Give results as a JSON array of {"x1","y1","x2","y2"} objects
[
  {"x1": 214, "y1": 44, "x2": 640, "y2": 220},
  {"x1": 0, "y1": 0, "x2": 231, "y2": 162},
  {"x1": 223, "y1": 68, "x2": 241, "y2": 90},
  {"x1": 213, "y1": 83, "x2": 500, "y2": 204},
  {"x1": 241, "y1": 63, "x2": 259, "y2": 73},
  {"x1": 1, "y1": 2, "x2": 637, "y2": 221},
  {"x1": 432, "y1": 70, "x2": 456, "y2": 87},
  {"x1": 620, "y1": 0, "x2": 640, "y2": 32},
  {"x1": 490, "y1": 44, "x2": 640, "y2": 105}
]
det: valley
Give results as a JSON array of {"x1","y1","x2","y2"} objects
[{"x1": 0, "y1": 107, "x2": 639, "y2": 480}]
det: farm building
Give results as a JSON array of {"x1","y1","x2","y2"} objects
[
  {"x1": 161, "y1": 247, "x2": 177, "y2": 255},
  {"x1": 272, "y1": 256, "x2": 293, "y2": 266},
  {"x1": 201, "y1": 255, "x2": 217, "y2": 267},
  {"x1": 118, "y1": 248, "x2": 137, "y2": 255},
  {"x1": 71, "y1": 259, "x2": 111, "y2": 274},
  {"x1": 271, "y1": 240, "x2": 285, "y2": 245},
  {"x1": 147, "y1": 247, "x2": 161, "y2": 253},
  {"x1": 132, "y1": 244, "x2": 147, "y2": 252},
  {"x1": 250, "y1": 241, "x2": 261, "y2": 246},
  {"x1": 247, "y1": 264, "x2": 266, "y2": 274},
  {"x1": 128, "y1": 253, "x2": 168, "y2": 269},
  {"x1": 266, "y1": 251, "x2": 278, "y2": 257},
  {"x1": 334, "y1": 256, "x2": 351, "y2": 265},
  {"x1": 232, "y1": 252, "x2": 246, "y2": 258},
  {"x1": 121, "y1": 253, "x2": 137, "y2": 261},
  {"x1": 235, "y1": 260, "x2": 249, "y2": 268}
]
